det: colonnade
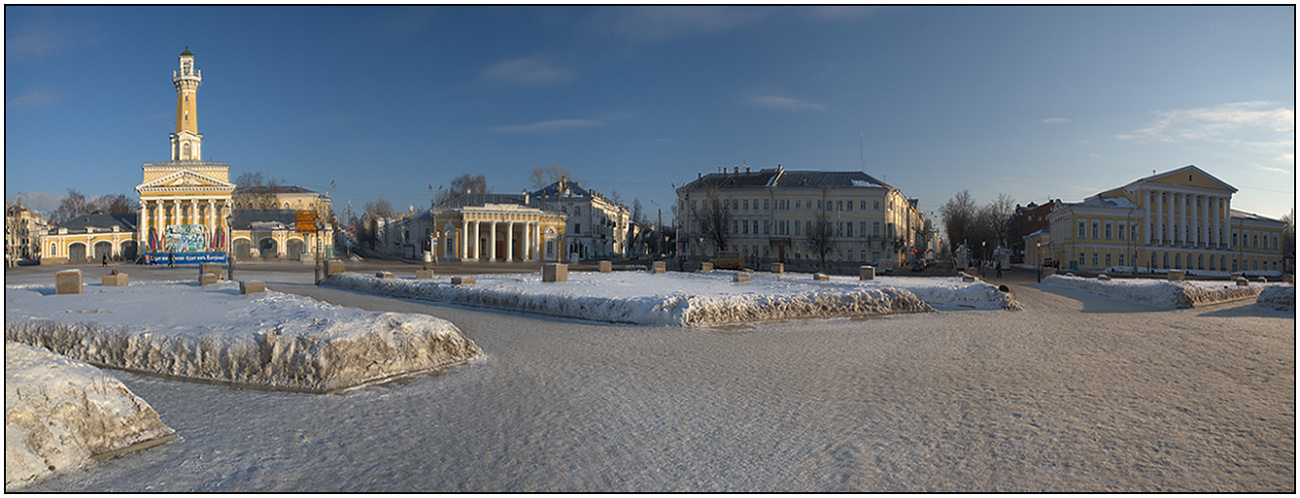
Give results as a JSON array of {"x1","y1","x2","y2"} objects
[
  {"x1": 455, "y1": 216, "x2": 548, "y2": 262},
  {"x1": 1144, "y1": 188, "x2": 1230, "y2": 249},
  {"x1": 138, "y1": 196, "x2": 232, "y2": 252}
]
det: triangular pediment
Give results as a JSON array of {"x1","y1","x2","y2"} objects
[
  {"x1": 136, "y1": 169, "x2": 235, "y2": 192},
  {"x1": 1140, "y1": 165, "x2": 1237, "y2": 193}
]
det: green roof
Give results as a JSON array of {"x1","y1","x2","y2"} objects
[{"x1": 180, "y1": 46, "x2": 193, "y2": 56}]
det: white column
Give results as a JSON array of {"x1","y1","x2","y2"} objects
[
  {"x1": 534, "y1": 222, "x2": 542, "y2": 261},
  {"x1": 488, "y1": 221, "x2": 498, "y2": 261},
  {"x1": 506, "y1": 220, "x2": 515, "y2": 262},
  {"x1": 472, "y1": 220, "x2": 480, "y2": 260},
  {"x1": 1156, "y1": 189, "x2": 1164, "y2": 244},
  {"x1": 460, "y1": 220, "x2": 469, "y2": 260}
]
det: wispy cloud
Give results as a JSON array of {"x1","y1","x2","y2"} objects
[
  {"x1": 7, "y1": 87, "x2": 60, "y2": 111},
  {"x1": 5, "y1": 19, "x2": 96, "y2": 62},
  {"x1": 802, "y1": 6, "x2": 884, "y2": 22},
  {"x1": 585, "y1": 6, "x2": 772, "y2": 43},
  {"x1": 489, "y1": 118, "x2": 603, "y2": 134},
  {"x1": 380, "y1": 7, "x2": 435, "y2": 38},
  {"x1": 480, "y1": 56, "x2": 575, "y2": 86},
  {"x1": 750, "y1": 95, "x2": 824, "y2": 111},
  {"x1": 1042, "y1": 117, "x2": 1069, "y2": 124},
  {"x1": 1117, "y1": 101, "x2": 1294, "y2": 143}
]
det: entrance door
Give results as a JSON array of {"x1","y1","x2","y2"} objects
[{"x1": 69, "y1": 243, "x2": 87, "y2": 263}]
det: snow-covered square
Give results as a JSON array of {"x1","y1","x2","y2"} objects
[
  {"x1": 5, "y1": 280, "x2": 482, "y2": 393},
  {"x1": 321, "y1": 270, "x2": 1020, "y2": 326},
  {"x1": 1039, "y1": 274, "x2": 1277, "y2": 309}
]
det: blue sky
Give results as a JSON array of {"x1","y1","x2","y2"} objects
[{"x1": 6, "y1": 6, "x2": 1295, "y2": 224}]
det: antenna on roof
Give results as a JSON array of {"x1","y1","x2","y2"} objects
[{"x1": 860, "y1": 131, "x2": 865, "y2": 173}]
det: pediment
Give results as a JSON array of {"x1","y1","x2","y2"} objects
[
  {"x1": 137, "y1": 169, "x2": 235, "y2": 192},
  {"x1": 1143, "y1": 165, "x2": 1237, "y2": 193}
]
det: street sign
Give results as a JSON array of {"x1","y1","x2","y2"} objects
[{"x1": 296, "y1": 211, "x2": 318, "y2": 233}]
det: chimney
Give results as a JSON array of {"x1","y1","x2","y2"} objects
[
  {"x1": 733, "y1": 166, "x2": 739, "y2": 174},
  {"x1": 746, "y1": 167, "x2": 751, "y2": 173},
  {"x1": 698, "y1": 172, "x2": 702, "y2": 179}
]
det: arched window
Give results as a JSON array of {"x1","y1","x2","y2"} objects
[{"x1": 182, "y1": 142, "x2": 192, "y2": 160}]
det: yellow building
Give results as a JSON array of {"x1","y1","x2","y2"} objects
[
  {"x1": 1047, "y1": 165, "x2": 1286, "y2": 274},
  {"x1": 382, "y1": 194, "x2": 567, "y2": 262},
  {"x1": 676, "y1": 165, "x2": 927, "y2": 267},
  {"x1": 6, "y1": 203, "x2": 50, "y2": 261},
  {"x1": 228, "y1": 185, "x2": 334, "y2": 260},
  {"x1": 133, "y1": 47, "x2": 235, "y2": 264}
]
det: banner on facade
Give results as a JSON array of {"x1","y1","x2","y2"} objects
[
  {"x1": 142, "y1": 251, "x2": 226, "y2": 265},
  {"x1": 296, "y1": 211, "x2": 318, "y2": 233},
  {"x1": 164, "y1": 224, "x2": 209, "y2": 253}
]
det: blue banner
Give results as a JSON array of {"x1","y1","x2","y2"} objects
[{"x1": 142, "y1": 252, "x2": 226, "y2": 265}]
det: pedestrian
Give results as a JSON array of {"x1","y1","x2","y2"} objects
[
  {"x1": 102, "y1": 253, "x2": 108, "y2": 267},
  {"x1": 168, "y1": 251, "x2": 175, "y2": 268},
  {"x1": 996, "y1": 260, "x2": 1002, "y2": 278}
]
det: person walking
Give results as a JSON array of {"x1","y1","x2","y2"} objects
[
  {"x1": 995, "y1": 260, "x2": 1003, "y2": 278},
  {"x1": 102, "y1": 253, "x2": 108, "y2": 267},
  {"x1": 168, "y1": 251, "x2": 175, "y2": 268}
]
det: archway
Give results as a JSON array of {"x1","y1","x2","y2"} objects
[
  {"x1": 286, "y1": 239, "x2": 306, "y2": 260},
  {"x1": 259, "y1": 238, "x2": 278, "y2": 259},
  {"x1": 233, "y1": 239, "x2": 252, "y2": 259},
  {"x1": 121, "y1": 241, "x2": 138, "y2": 261},
  {"x1": 69, "y1": 242, "x2": 87, "y2": 263},
  {"x1": 93, "y1": 241, "x2": 113, "y2": 261}
]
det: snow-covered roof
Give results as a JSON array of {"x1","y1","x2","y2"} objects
[
  {"x1": 1230, "y1": 209, "x2": 1285, "y2": 224},
  {"x1": 1070, "y1": 196, "x2": 1138, "y2": 209},
  {"x1": 680, "y1": 168, "x2": 892, "y2": 191},
  {"x1": 50, "y1": 211, "x2": 136, "y2": 233}
]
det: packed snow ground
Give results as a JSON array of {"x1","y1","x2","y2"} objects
[
  {"x1": 321, "y1": 270, "x2": 1018, "y2": 326},
  {"x1": 5, "y1": 264, "x2": 1293, "y2": 491},
  {"x1": 1039, "y1": 274, "x2": 1277, "y2": 309},
  {"x1": 6, "y1": 342, "x2": 176, "y2": 490},
  {"x1": 5, "y1": 280, "x2": 482, "y2": 393}
]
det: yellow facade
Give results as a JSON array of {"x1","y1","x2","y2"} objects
[{"x1": 1049, "y1": 165, "x2": 1286, "y2": 274}]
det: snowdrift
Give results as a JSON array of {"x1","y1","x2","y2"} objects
[
  {"x1": 1040, "y1": 274, "x2": 1269, "y2": 309},
  {"x1": 5, "y1": 282, "x2": 482, "y2": 393},
  {"x1": 1256, "y1": 285, "x2": 1296, "y2": 311},
  {"x1": 6, "y1": 342, "x2": 176, "y2": 490},
  {"x1": 321, "y1": 271, "x2": 1017, "y2": 326}
]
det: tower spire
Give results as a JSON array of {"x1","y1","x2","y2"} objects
[{"x1": 170, "y1": 47, "x2": 202, "y2": 160}]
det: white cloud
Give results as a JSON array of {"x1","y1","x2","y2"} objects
[
  {"x1": 480, "y1": 56, "x2": 575, "y2": 86},
  {"x1": 489, "y1": 118, "x2": 602, "y2": 134},
  {"x1": 1118, "y1": 101, "x2": 1294, "y2": 143},
  {"x1": 5, "y1": 24, "x2": 79, "y2": 62},
  {"x1": 802, "y1": 6, "x2": 883, "y2": 22},
  {"x1": 7, "y1": 87, "x2": 60, "y2": 111},
  {"x1": 750, "y1": 95, "x2": 824, "y2": 111},
  {"x1": 1042, "y1": 118, "x2": 1069, "y2": 124},
  {"x1": 6, "y1": 191, "x2": 64, "y2": 214}
]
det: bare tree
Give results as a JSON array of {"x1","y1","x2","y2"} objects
[
  {"x1": 435, "y1": 174, "x2": 489, "y2": 206},
  {"x1": 691, "y1": 190, "x2": 732, "y2": 254},
  {"x1": 1282, "y1": 207, "x2": 1296, "y2": 258},
  {"x1": 94, "y1": 194, "x2": 139, "y2": 215},
  {"x1": 980, "y1": 193, "x2": 1016, "y2": 249},
  {"x1": 358, "y1": 199, "x2": 394, "y2": 249},
  {"x1": 806, "y1": 210, "x2": 834, "y2": 266},
  {"x1": 528, "y1": 163, "x2": 573, "y2": 189},
  {"x1": 939, "y1": 190, "x2": 977, "y2": 254},
  {"x1": 50, "y1": 189, "x2": 91, "y2": 224},
  {"x1": 233, "y1": 171, "x2": 281, "y2": 209}
]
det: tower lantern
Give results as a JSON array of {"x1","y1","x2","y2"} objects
[{"x1": 170, "y1": 46, "x2": 203, "y2": 161}]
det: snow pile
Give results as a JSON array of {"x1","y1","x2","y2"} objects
[
  {"x1": 322, "y1": 271, "x2": 1018, "y2": 326},
  {"x1": 1041, "y1": 274, "x2": 1267, "y2": 309},
  {"x1": 1255, "y1": 285, "x2": 1295, "y2": 311},
  {"x1": 5, "y1": 281, "x2": 482, "y2": 393},
  {"x1": 6, "y1": 342, "x2": 176, "y2": 490}
]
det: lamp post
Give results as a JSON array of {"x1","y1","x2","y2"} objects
[{"x1": 225, "y1": 213, "x2": 234, "y2": 281}]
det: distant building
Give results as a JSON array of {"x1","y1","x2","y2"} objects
[
  {"x1": 1046, "y1": 165, "x2": 1286, "y2": 273},
  {"x1": 675, "y1": 165, "x2": 927, "y2": 267},
  {"x1": 37, "y1": 211, "x2": 138, "y2": 264},
  {"x1": 530, "y1": 178, "x2": 631, "y2": 260},
  {"x1": 6, "y1": 203, "x2": 50, "y2": 261},
  {"x1": 229, "y1": 185, "x2": 334, "y2": 260},
  {"x1": 1010, "y1": 201, "x2": 1055, "y2": 264},
  {"x1": 380, "y1": 193, "x2": 567, "y2": 262}
]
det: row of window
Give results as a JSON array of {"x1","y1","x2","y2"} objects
[
  {"x1": 725, "y1": 219, "x2": 899, "y2": 239},
  {"x1": 1069, "y1": 218, "x2": 1281, "y2": 251},
  {"x1": 689, "y1": 198, "x2": 891, "y2": 213},
  {"x1": 1078, "y1": 249, "x2": 1276, "y2": 272}
]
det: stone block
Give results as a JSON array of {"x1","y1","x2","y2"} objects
[
  {"x1": 543, "y1": 263, "x2": 568, "y2": 283},
  {"x1": 859, "y1": 265, "x2": 875, "y2": 281},
  {"x1": 1167, "y1": 269, "x2": 1185, "y2": 281},
  {"x1": 699, "y1": 262, "x2": 713, "y2": 272},
  {"x1": 376, "y1": 271, "x2": 395, "y2": 279},
  {"x1": 1097, "y1": 274, "x2": 1111, "y2": 281},
  {"x1": 1042, "y1": 267, "x2": 1056, "y2": 277},
  {"x1": 651, "y1": 261, "x2": 666, "y2": 274},
  {"x1": 452, "y1": 276, "x2": 475, "y2": 285},
  {"x1": 101, "y1": 273, "x2": 128, "y2": 286},
  {"x1": 56, "y1": 270, "x2": 82, "y2": 295},
  {"x1": 200, "y1": 263, "x2": 223, "y2": 280},
  {"x1": 733, "y1": 273, "x2": 750, "y2": 283},
  {"x1": 1258, "y1": 276, "x2": 1268, "y2": 283},
  {"x1": 240, "y1": 280, "x2": 266, "y2": 294},
  {"x1": 813, "y1": 273, "x2": 830, "y2": 282},
  {"x1": 416, "y1": 269, "x2": 435, "y2": 279},
  {"x1": 961, "y1": 273, "x2": 975, "y2": 283},
  {"x1": 1285, "y1": 274, "x2": 1295, "y2": 284},
  {"x1": 598, "y1": 260, "x2": 612, "y2": 273},
  {"x1": 770, "y1": 262, "x2": 784, "y2": 274},
  {"x1": 327, "y1": 260, "x2": 345, "y2": 276},
  {"x1": 200, "y1": 273, "x2": 218, "y2": 285},
  {"x1": 1236, "y1": 277, "x2": 1249, "y2": 286}
]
